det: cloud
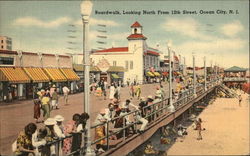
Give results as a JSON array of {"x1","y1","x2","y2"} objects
[
  {"x1": 162, "y1": 17, "x2": 214, "y2": 40},
  {"x1": 13, "y1": 16, "x2": 71, "y2": 28},
  {"x1": 89, "y1": 31, "x2": 128, "y2": 47},
  {"x1": 220, "y1": 21, "x2": 244, "y2": 37},
  {"x1": 172, "y1": 38, "x2": 248, "y2": 68},
  {"x1": 74, "y1": 18, "x2": 120, "y2": 27}
]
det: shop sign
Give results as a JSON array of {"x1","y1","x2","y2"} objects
[{"x1": 97, "y1": 58, "x2": 110, "y2": 72}]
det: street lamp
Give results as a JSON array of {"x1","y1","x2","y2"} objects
[
  {"x1": 167, "y1": 42, "x2": 175, "y2": 112},
  {"x1": 204, "y1": 56, "x2": 207, "y2": 91},
  {"x1": 81, "y1": 0, "x2": 95, "y2": 155},
  {"x1": 193, "y1": 54, "x2": 196, "y2": 96}
]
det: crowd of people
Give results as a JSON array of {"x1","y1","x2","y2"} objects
[
  {"x1": 33, "y1": 85, "x2": 70, "y2": 123},
  {"x1": 11, "y1": 73, "x2": 216, "y2": 155},
  {"x1": 92, "y1": 83, "x2": 170, "y2": 154},
  {"x1": 13, "y1": 113, "x2": 89, "y2": 156}
]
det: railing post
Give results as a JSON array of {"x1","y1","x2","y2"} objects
[
  {"x1": 123, "y1": 116, "x2": 126, "y2": 141},
  {"x1": 55, "y1": 141, "x2": 59, "y2": 156},
  {"x1": 106, "y1": 121, "x2": 110, "y2": 150}
]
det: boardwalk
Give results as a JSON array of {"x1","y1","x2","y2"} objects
[
  {"x1": 0, "y1": 82, "x2": 173, "y2": 155},
  {"x1": 167, "y1": 91, "x2": 249, "y2": 155}
]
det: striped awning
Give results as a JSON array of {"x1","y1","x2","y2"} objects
[
  {"x1": 60, "y1": 68, "x2": 80, "y2": 81},
  {"x1": 23, "y1": 67, "x2": 50, "y2": 83},
  {"x1": 0, "y1": 67, "x2": 30, "y2": 83},
  {"x1": 43, "y1": 68, "x2": 67, "y2": 82},
  {"x1": 146, "y1": 72, "x2": 155, "y2": 77},
  {"x1": 162, "y1": 72, "x2": 168, "y2": 76},
  {"x1": 111, "y1": 73, "x2": 120, "y2": 79},
  {"x1": 153, "y1": 72, "x2": 161, "y2": 76}
]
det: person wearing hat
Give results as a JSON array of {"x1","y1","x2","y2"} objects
[
  {"x1": 50, "y1": 84, "x2": 56, "y2": 99},
  {"x1": 51, "y1": 88, "x2": 59, "y2": 110},
  {"x1": 139, "y1": 97, "x2": 147, "y2": 117},
  {"x1": 41, "y1": 90, "x2": 51, "y2": 120},
  {"x1": 54, "y1": 115, "x2": 65, "y2": 138},
  {"x1": 94, "y1": 109, "x2": 107, "y2": 153},
  {"x1": 146, "y1": 95, "x2": 154, "y2": 122},
  {"x1": 43, "y1": 118, "x2": 57, "y2": 156}
]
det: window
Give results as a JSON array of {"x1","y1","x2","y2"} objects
[
  {"x1": 1, "y1": 46, "x2": 3, "y2": 49},
  {"x1": 125, "y1": 61, "x2": 129, "y2": 70},
  {"x1": 0, "y1": 57, "x2": 14, "y2": 65},
  {"x1": 130, "y1": 61, "x2": 133, "y2": 69},
  {"x1": 113, "y1": 61, "x2": 117, "y2": 66},
  {"x1": 1, "y1": 40, "x2": 3, "y2": 43},
  {"x1": 134, "y1": 28, "x2": 137, "y2": 34}
]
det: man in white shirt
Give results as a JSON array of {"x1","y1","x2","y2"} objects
[
  {"x1": 121, "y1": 99, "x2": 139, "y2": 110},
  {"x1": 53, "y1": 115, "x2": 65, "y2": 138},
  {"x1": 122, "y1": 99, "x2": 148, "y2": 133},
  {"x1": 104, "y1": 103, "x2": 115, "y2": 121},
  {"x1": 62, "y1": 86, "x2": 70, "y2": 105}
]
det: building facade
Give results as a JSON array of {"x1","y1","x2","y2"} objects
[
  {"x1": 0, "y1": 50, "x2": 79, "y2": 102},
  {"x1": 0, "y1": 36, "x2": 12, "y2": 51},
  {"x1": 90, "y1": 21, "x2": 160, "y2": 84}
]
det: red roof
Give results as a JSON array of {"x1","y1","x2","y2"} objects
[
  {"x1": 0, "y1": 50, "x2": 17, "y2": 54},
  {"x1": 95, "y1": 47, "x2": 128, "y2": 53},
  {"x1": 174, "y1": 55, "x2": 179, "y2": 61},
  {"x1": 131, "y1": 21, "x2": 142, "y2": 27},
  {"x1": 127, "y1": 34, "x2": 147, "y2": 40},
  {"x1": 145, "y1": 50, "x2": 160, "y2": 56}
]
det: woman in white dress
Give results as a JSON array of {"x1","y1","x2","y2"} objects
[{"x1": 109, "y1": 83, "x2": 115, "y2": 100}]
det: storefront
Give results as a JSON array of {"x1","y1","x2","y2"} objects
[
  {"x1": 107, "y1": 66, "x2": 125, "y2": 85},
  {"x1": 73, "y1": 64, "x2": 101, "y2": 92},
  {"x1": 145, "y1": 71, "x2": 155, "y2": 83},
  {"x1": 23, "y1": 67, "x2": 50, "y2": 99},
  {"x1": 60, "y1": 68, "x2": 80, "y2": 93},
  {"x1": 43, "y1": 68, "x2": 67, "y2": 94},
  {"x1": 0, "y1": 67, "x2": 31, "y2": 102}
]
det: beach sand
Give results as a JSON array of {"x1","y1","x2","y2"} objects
[{"x1": 167, "y1": 91, "x2": 249, "y2": 155}]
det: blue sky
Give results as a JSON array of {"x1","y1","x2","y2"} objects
[{"x1": 0, "y1": 0, "x2": 249, "y2": 68}]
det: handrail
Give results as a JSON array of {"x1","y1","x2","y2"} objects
[{"x1": 38, "y1": 79, "x2": 220, "y2": 156}]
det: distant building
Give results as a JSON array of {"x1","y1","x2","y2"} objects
[
  {"x1": 90, "y1": 21, "x2": 161, "y2": 84},
  {"x1": 0, "y1": 36, "x2": 12, "y2": 51}
]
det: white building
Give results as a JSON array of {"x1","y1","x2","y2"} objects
[
  {"x1": 91, "y1": 21, "x2": 160, "y2": 84},
  {"x1": 0, "y1": 36, "x2": 12, "y2": 51}
]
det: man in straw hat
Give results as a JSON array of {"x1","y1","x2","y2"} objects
[
  {"x1": 43, "y1": 118, "x2": 57, "y2": 155},
  {"x1": 54, "y1": 115, "x2": 65, "y2": 138}
]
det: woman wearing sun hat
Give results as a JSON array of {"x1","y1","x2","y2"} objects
[{"x1": 41, "y1": 118, "x2": 57, "y2": 156}]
